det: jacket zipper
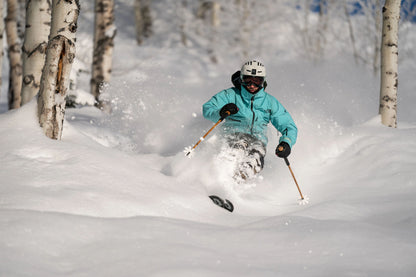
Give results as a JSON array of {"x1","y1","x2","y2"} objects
[{"x1": 250, "y1": 96, "x2": 255, "y2": 134}]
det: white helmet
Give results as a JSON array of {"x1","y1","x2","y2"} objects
[{"x1": 240, "y1": 60, "x2": 266, "y2": 79}]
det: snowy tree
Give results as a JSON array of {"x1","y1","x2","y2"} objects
[
  {"x1": 21, "y1": 0, "x2": 52, "y2": 106},
  {"x1": 197, "y1": 1, "x2": 221, "y2": 63},
  {"x1": 5, "y1": 0, "x2": 23, "y2": 109},
  {"x1": 343, "y1": 1, "x2": 359, "y2": 63},
  {"x1": 314, "y1": 0, "x2": 332, "y2": 61},
  {"x1": 134, "y1": 0, "x2": 152, "y2": 45},
  {"x1": 287, "y1": 0, "x2": 335, "y2": 61},
  {"x1": 350, "y1": 0, "x2": 383, "y2": 74},
  {"x1": 196, "y1": 1, "x2": 220, "y2": 26},
  {"x1": 91, "y1": 0, "x2": 116, "y2": 112},
  {"x1": 37, "y1": 0, "x2": 80, "y2": 140},
  {"x1": 379, "y1": 0, "x2": 401, "y2": 128}
]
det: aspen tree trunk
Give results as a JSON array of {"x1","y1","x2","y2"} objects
[
  {"x1": 344, "y1": 1, "x2": 359, "y2": 63},
  {"x1": 300, "y1": 0, "x2": 313, "y2": 59},
  {"x1": 141, "y1": 0, "x2": 152, "y2": 39},
  {"x1": 135, "y1": 0, "x2": 152, "y2": 45},
  {"x1": 37, "y1": 0, "x2": 80, "y2": 140},
  {"x1": 211, "y1": 2, "x2": 220, "y2": 28},
  {"x1": 315, "y1": 0, "x2": 328, "y2": 60},
  {"x1": 91, "y1": 0, "x2": 116, "y2": 112},
  {"x1": 0, "y1": 0, "x2": 4, "y2": 97},
  {"x1": 5, "y1": 0, "x2": 22, "y2": 109},
  {"x1": 134, "y1": 0, "x2": 143, "y2": 44},
  {"x1": 135, "y1": 0, "x2": 144, "y2": 45},
  {"x1": 379, "y1": 0, "x2": 400, "y2": 128},
  {"x1": 198, "y1": 1, "x2": 221, "y2": 63},
  {"x1": 21, "y1": 0, "x2": 51, "y2": 105}
]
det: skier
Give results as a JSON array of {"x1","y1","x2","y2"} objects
[{"x1": 203, "y1": 60, "x2": 298, "y2": 180}]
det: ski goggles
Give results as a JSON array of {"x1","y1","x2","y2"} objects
[{"x1": 242, "y1": 76, "x2": 265, "y2": 87}]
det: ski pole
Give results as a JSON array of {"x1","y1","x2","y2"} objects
[
  {"x1": 284, "y1": 157, "x2": 304, "y2": 200},
  {"x1": 185, "y1": 112, "x2": 229, "y2": 156},
  {"x1": 278, "y1": 146, "x2": 304, "y2": 200}
]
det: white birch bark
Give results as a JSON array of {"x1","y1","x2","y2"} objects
[
  {"x1": 21, "y1": 0, "x2": 52, "y2": 105},
  {"x1": 91, "y1": 0, "x2": 116, "y2": 112},
  {"x1": 37, "y1": 0, "x2": 80, "y2": 140},
  {"x1": 135, "y1": 0, "x2": 144, "y2": 45},
  {"x1": 211, "y1": 2, "x2": 220, "y2": 28},
  {"x1": 379, "y1": 0, "x2": 401, "y2": 128},
  {"x1": 141, "y1": 0, "x2": 152, "y2": 39},
  {"x1": 135, "y1": 0, "x2": 152, "y2": 45},
  {"x1": 5, "y1": 0, "x2": 22, "y2": 109}
]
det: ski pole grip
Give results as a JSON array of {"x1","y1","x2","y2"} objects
[
  {"x1": 277, "y1": 146, "x2": 290, "y2": 166},
  {"x1": 220, "y1": 111, "x2": 231, "y2": 121}
]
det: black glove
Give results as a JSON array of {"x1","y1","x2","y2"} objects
[
  {"x1": 275, "y1": 142, "x2": 291, "y2": 158},
  {"x1": 219, "y1": 103, "x2": 239, "y2": 119}
]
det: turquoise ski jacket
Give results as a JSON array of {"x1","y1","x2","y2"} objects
[{"x1": 202, "y1": 86, "x2": 298, "y2": 147}]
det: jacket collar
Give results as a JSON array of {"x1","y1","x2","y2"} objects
[{"x1": 241, "y1": 86, "x2": 265, "y2": 101}]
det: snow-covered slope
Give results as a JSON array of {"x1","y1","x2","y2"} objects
[{"x1": 1, "y1": 1, "x2": 416, "y2": 276}]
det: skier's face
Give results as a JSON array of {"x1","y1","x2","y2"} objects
[
  {"x1": 242, "y1": 76, "x2": 264, "y2": 94},
  {"x1": 245, "y1": 83, "x2": 260, "y2": 94}
]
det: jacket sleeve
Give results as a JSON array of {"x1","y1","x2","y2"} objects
[
  {"x1": 270, "y1": 97, "x2": 298, "y2": 148},
  {"x1": 202, "y1": 89, "x2": 234, "y2": 122}
]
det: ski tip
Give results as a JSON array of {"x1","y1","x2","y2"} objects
[
  {"x1": 224, "y1": 199, "x2": 234, "y2": 212},
  {"x1": 209, "y1": 195, "x2": 234, "y2": 212},
  {"x1": 209, "y1": 195, "x2": 224, "y2": 206}
]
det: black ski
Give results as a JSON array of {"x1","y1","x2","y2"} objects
[{"x1": 209, "y1": 195, "x2": 234, "y2": 212}]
